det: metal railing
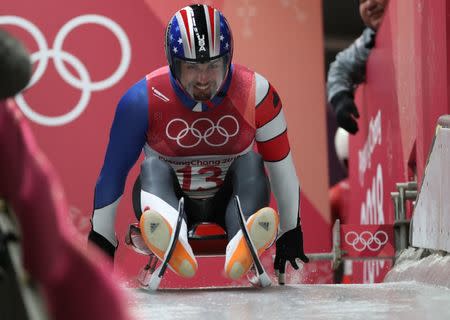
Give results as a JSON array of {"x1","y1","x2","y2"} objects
[{"x1": 390, "y1": 181, "x2": 418, "y2": 255}]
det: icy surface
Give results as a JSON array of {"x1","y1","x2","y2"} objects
[{"x1": 128, "y1": 282, "x2": 450, "y2": 320}]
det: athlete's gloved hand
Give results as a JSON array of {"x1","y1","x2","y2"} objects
[
  {"x1": 331, "y1": 91, "x2": 360, "y2": 134},
  {"x1": 274, "y1": 224, "x2": 309, "y2": 284}
]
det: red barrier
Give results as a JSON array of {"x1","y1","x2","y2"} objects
[{"x1": 346, "y1": 0, "x2": 450, "y2": 283}]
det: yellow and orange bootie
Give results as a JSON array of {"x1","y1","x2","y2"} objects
[
  {"x1": 139, "y1": 208, "x2": 198, "y2": 278},
  {"x1": 224, "y1": 207, "x2": 279, "y2": 279}
]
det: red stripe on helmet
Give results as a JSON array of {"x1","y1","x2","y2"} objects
[
  {"x1": 180, "y1": 9, "x2": 192, "y2": 52},
  {"x1": 208, "y1": 5, "x2": 215, "y2": 53}
]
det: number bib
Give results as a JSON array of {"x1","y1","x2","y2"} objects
[{"x1": 144, "y1": 146, "x2": 252, "y2": 198}]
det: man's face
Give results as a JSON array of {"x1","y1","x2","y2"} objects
[
  {"x1": 359, "y1": 0, "x2": 388, "y2": 31},
  {"x1": 178, "y1": 57, "x2": 226, "y2": 101}
]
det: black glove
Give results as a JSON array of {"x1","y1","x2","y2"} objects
[
  {"x1": 274, "y1": 224, "x2": 309, "y2": 282},
  {"x1": 364, "y1": 29, "x2": 377, "y2": 49},
  {"x1": 88, "y1": 229, "x2": 117, "y2": 260},
  {"x1": 331, "y1": 91, "x2": 360, "y2": 134}
]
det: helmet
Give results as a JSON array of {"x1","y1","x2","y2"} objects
[{"x1": 165, "y1": 5, "x2": 233, "y2": 100}]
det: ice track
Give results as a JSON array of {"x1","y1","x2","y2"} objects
[{"x1": 128, "y1": 282, "x2": 450, "y2": 320}]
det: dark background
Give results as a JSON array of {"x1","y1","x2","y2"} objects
[{"x1": 322, "y1": 0, "x2": 365, "y2": 186}]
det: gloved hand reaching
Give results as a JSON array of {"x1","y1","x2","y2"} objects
[
  {"x1": 331, "y1": 91, "x2": 360, "y2": 134},
  {"x1": 364, "y1": 28, "x2": 377, "y2": 49}
]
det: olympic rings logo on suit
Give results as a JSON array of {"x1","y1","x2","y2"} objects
[
  {"x1": 344, "y1": 230, "x2": 389, "y2": 252},
  {"x1": 0, "y1": 15, "x2": 131, "y2": 126},
  {"x1": 166, "y1": 115, "x2": 239, "y2": 148}
]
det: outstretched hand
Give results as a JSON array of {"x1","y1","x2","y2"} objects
[
  {"x1": 332, "y1": 91, "x2": 360, "y2": 134},
  {"x1": 364, "y1": 28, "x2": 376, "y2": 49},
  {"x1": 273, "y1": 225, "x2": 309, "y2": 284}
]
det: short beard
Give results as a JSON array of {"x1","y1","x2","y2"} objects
[
  {"x1": 188, "y1": 84, "x2": 218, "y2": 102},
  {"x1": 193, "y1": 93, "x2": 211, "y2": 101}
]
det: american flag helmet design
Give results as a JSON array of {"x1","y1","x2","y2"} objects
[{"x1": 165, "y1": 5, "x2": 233, "y2": 72}]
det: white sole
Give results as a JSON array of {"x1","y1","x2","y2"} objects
[
  {"x1": 225, "y1": 208, "x2": 278, "y2": 279},
  {"x1": 248, "y1": 208, "x2": 278, "y2": 251},
  {"x1": 140, "y1": 210, "x2": 171, "y2": 254},
  {"x1": 140, "y1": 209, "x2": 198, "y2": 278}
]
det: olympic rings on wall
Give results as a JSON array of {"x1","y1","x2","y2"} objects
[
  {"x1": 0, "y1": 15, "x2": 131, "y2": 126},
  {"x1": 344, "y1": 230, "x2": 389, "y2": 252}
]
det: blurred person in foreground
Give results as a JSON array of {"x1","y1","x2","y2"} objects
[{"x1": 0, "y1": 29, "x2": 132, "y2": 320}]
